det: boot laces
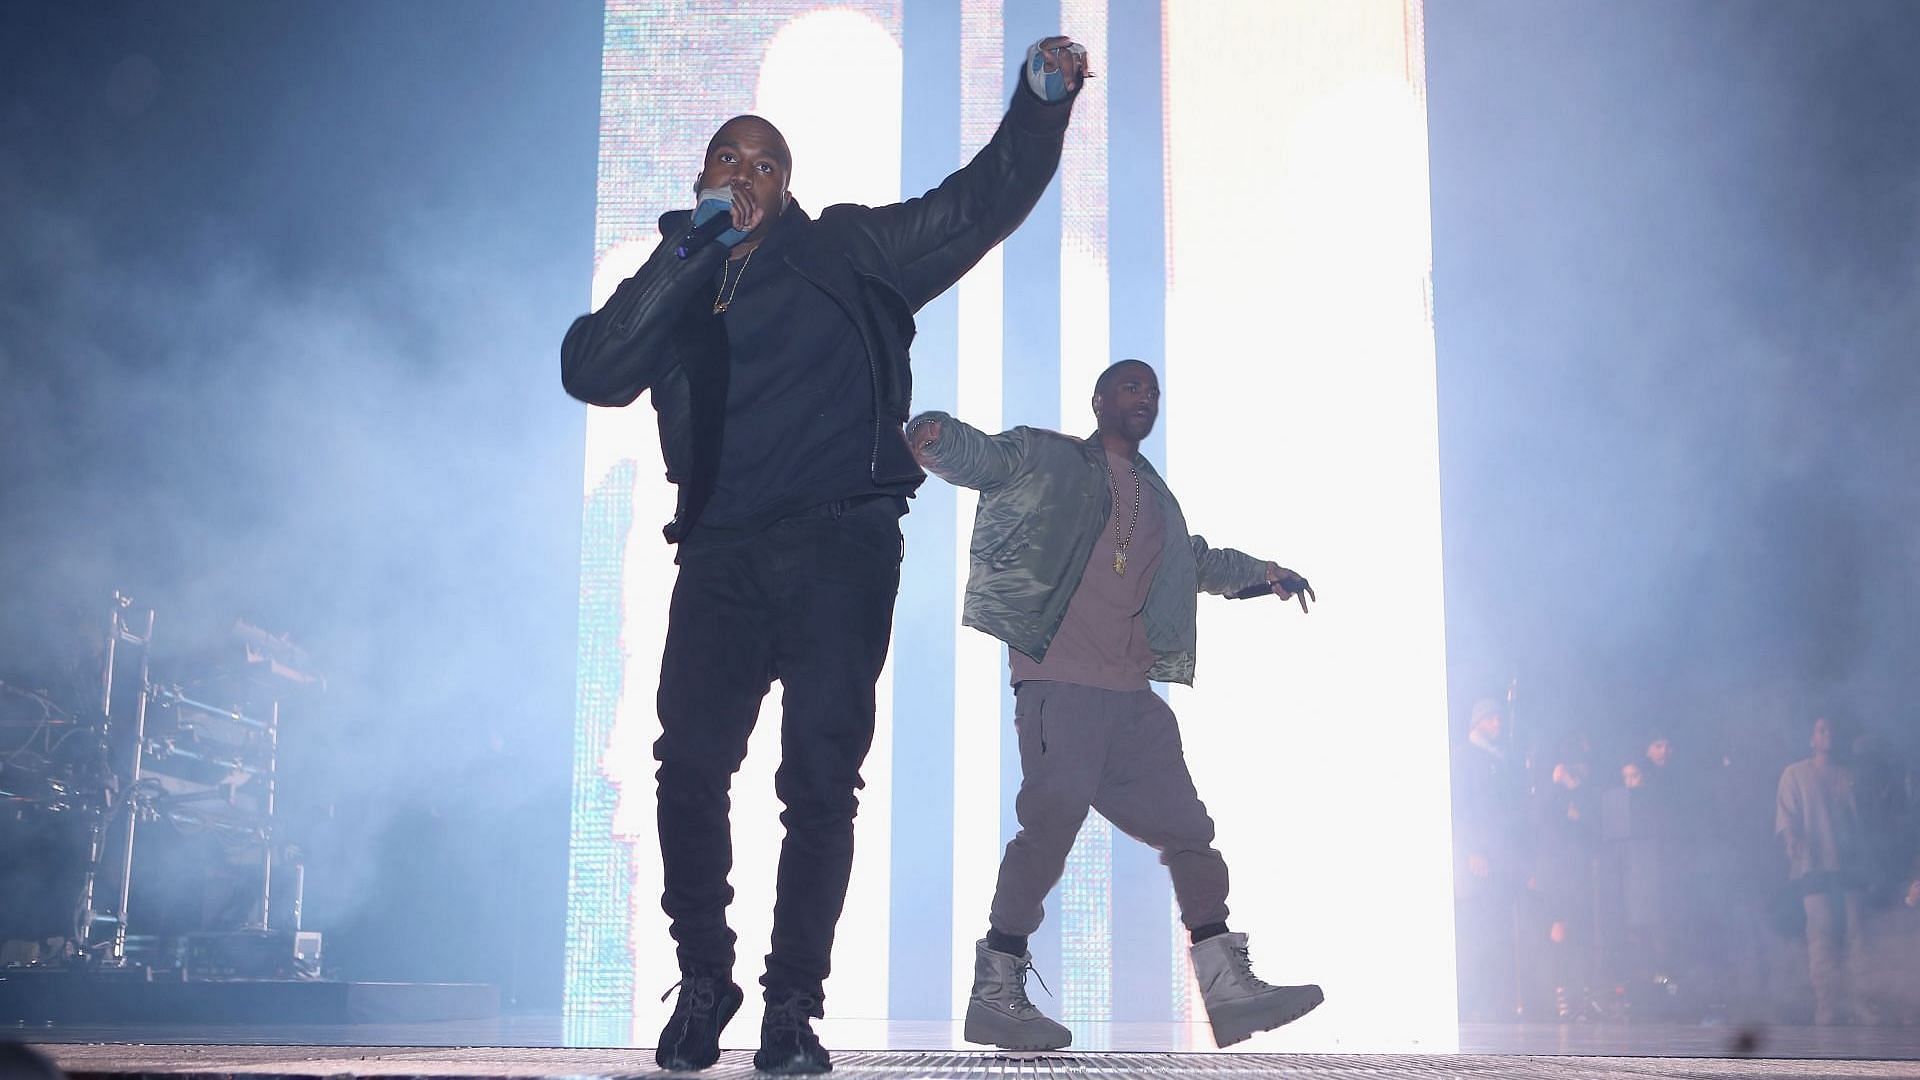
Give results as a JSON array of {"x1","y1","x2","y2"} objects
[
  {"x1": 1010, "y1": 959, "x2": 1053, "y2": 1009},
  {"x1": 1231, "y1": 942, "x2": 1276, "y2": 992},
  {"x1": 765, "y1": 991, "x2": 823, "y2": 1039},
  {"x1": 660, "y1": 975, "x2": 719, "y2": 1017}
]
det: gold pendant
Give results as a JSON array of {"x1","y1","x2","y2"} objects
[{"x1": 1113, "y1": 550, "x2": 1127, "y2": 576}]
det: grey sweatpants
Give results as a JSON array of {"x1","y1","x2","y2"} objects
[{"x1": 988, "y1": 680, "x2": 1231, "y2": 937}]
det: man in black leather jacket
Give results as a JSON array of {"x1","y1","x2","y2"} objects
[{"x1": 559, "y1": 37, "x2": 1087, "y2": 1076}]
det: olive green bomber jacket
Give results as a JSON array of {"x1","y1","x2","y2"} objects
[{"x1": 910, "y1": 410, "x2": 1273, "y2": 685}]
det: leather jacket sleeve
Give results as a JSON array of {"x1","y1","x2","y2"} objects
[
  {"x1": 851, "y1": 82, "x2": 1076, "y2": 312},
  {"x1": 559, "y1": 212, "x2": 726, "y2": 407}
]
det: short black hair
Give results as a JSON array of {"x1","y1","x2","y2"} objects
[{"x1": 1094, "y1": 358, "x2": 1156, "y2": 397}]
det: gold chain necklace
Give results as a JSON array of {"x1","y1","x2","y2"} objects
[
  {"x1": 1108, "y1": 457, "x2": 1141, "y2": 575},
  {"x1": 712, "y1": 247, "x2": 755, "y2": 314}
]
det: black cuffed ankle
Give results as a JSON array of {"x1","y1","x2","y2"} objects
[
  {"x1": 1190, "y1": 922, "x2": 1230, "y2": 944},
  {"x1": 985, "y1": 928, "x2": 1029, "y2": 956}
]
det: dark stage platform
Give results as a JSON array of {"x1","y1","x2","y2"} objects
[
  {"x1": 26, "y1": 1043, "x2": 1920, "y2": 1080},
  {"x1": 22, "y1": 1022, "x2": 1920, "y2": 1080},
  {"x1": 0, "y1": 972, "x2": 498, "y2": 1026}
]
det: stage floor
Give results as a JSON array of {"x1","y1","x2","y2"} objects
[
  {"x1": 22, "y1": 1021, "x2": 1920, "y2": 1080},
  {"x1": 16, "y1": 1018, "x2": 1920, "y2": 1060},
  {"x1": 27, "y1": 1043, "x2": 1920, "y2": 1080}
]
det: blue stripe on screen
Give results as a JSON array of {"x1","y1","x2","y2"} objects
[
  {"x1": 888, "y1": 0, "x2": 963, "y2": 1021},
  {"x1": 998, "y1": 0, "x2": 1065, "y2": 991},
  {"x1": 1106, "y1": 0, "x2": 1176, "y2": 1023}
]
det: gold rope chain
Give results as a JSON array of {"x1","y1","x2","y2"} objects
[{"x1": 1110, "y1": 458, "x2": 1141, "y2": 575}]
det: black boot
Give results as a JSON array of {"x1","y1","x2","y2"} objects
[
  {"x1": 753, "y1": 988, "x2": 830, "y2": 1074},
  {"x1": 654, "y1": 972, "x2": 744, "y2": 1072}
]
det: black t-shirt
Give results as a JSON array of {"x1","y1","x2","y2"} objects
[{"x1": 685, "y1": 210, "x2": 908, "y2": 540}]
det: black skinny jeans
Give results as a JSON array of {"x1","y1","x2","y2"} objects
[{"x1": 654, "y1": 495, "x2": 901, "y2": 1004}]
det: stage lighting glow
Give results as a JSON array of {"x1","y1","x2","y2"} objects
[{"x1": 1163, "y1": 0, "x2": 1456, "y2": 1052}]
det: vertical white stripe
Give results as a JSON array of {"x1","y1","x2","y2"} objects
[
  {"x1": 1163, "y1": 0, "x2": 1455, "y2": 1052},
  {"x1": 747, "y1": 8, "x2": 903, "y2": 1026},
  {"x1": 1058, "y1": 0, "x2": 1110, "y2": 428},
  {"x1": 1162, "y1": 6, "x2": 1202, "y2": 1032},
  {"x1": 586, "y1": 244, "x2": 678, "y2": 1039},
  {"x1": 950, "y1": 0, "x2": 1005, "y2": 1020}
]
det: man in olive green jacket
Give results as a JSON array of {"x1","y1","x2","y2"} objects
[{"x1": 908, "y1": 359, "x2": 1324, "y2": 1052}]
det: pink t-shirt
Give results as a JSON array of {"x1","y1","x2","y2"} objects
[{"x1": 1010, "y1": 450, "x2": 1166, "y2": 691}]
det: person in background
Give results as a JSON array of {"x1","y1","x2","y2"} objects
[
  {"x1": 1531, "y1": 745, "x2": 1598, "y2": 1021},
  {"x1": 1776, "y1": 715, "x2": 1873, "y2": 1025},
  {"x1": 1452, "y1": 697, "x2": 1527, "y2": 1022}
]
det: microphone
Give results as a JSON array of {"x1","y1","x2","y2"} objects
[
  {"x1": 676, "y1": 208, "x2": 735, "y2": 259},
  {"x1": 1228, "y1": 582, "x2": 1274, "y2": 600}
]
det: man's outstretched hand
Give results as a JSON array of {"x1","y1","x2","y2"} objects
[
  {"x1": 1266, "y1": 565, "x2": 1315, "y2": 614},
  {"x1": 908, "y1": 418, "x2": 941, "y2": 468}
]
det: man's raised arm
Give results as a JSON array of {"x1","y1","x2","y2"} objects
[{"x1": 855, "y1": 38, "x2": 1089, "y2": 311}]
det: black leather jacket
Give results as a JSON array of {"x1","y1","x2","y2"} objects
[{"x1": 560, "y1": 84, "x2": 1076, "y2": 542}]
